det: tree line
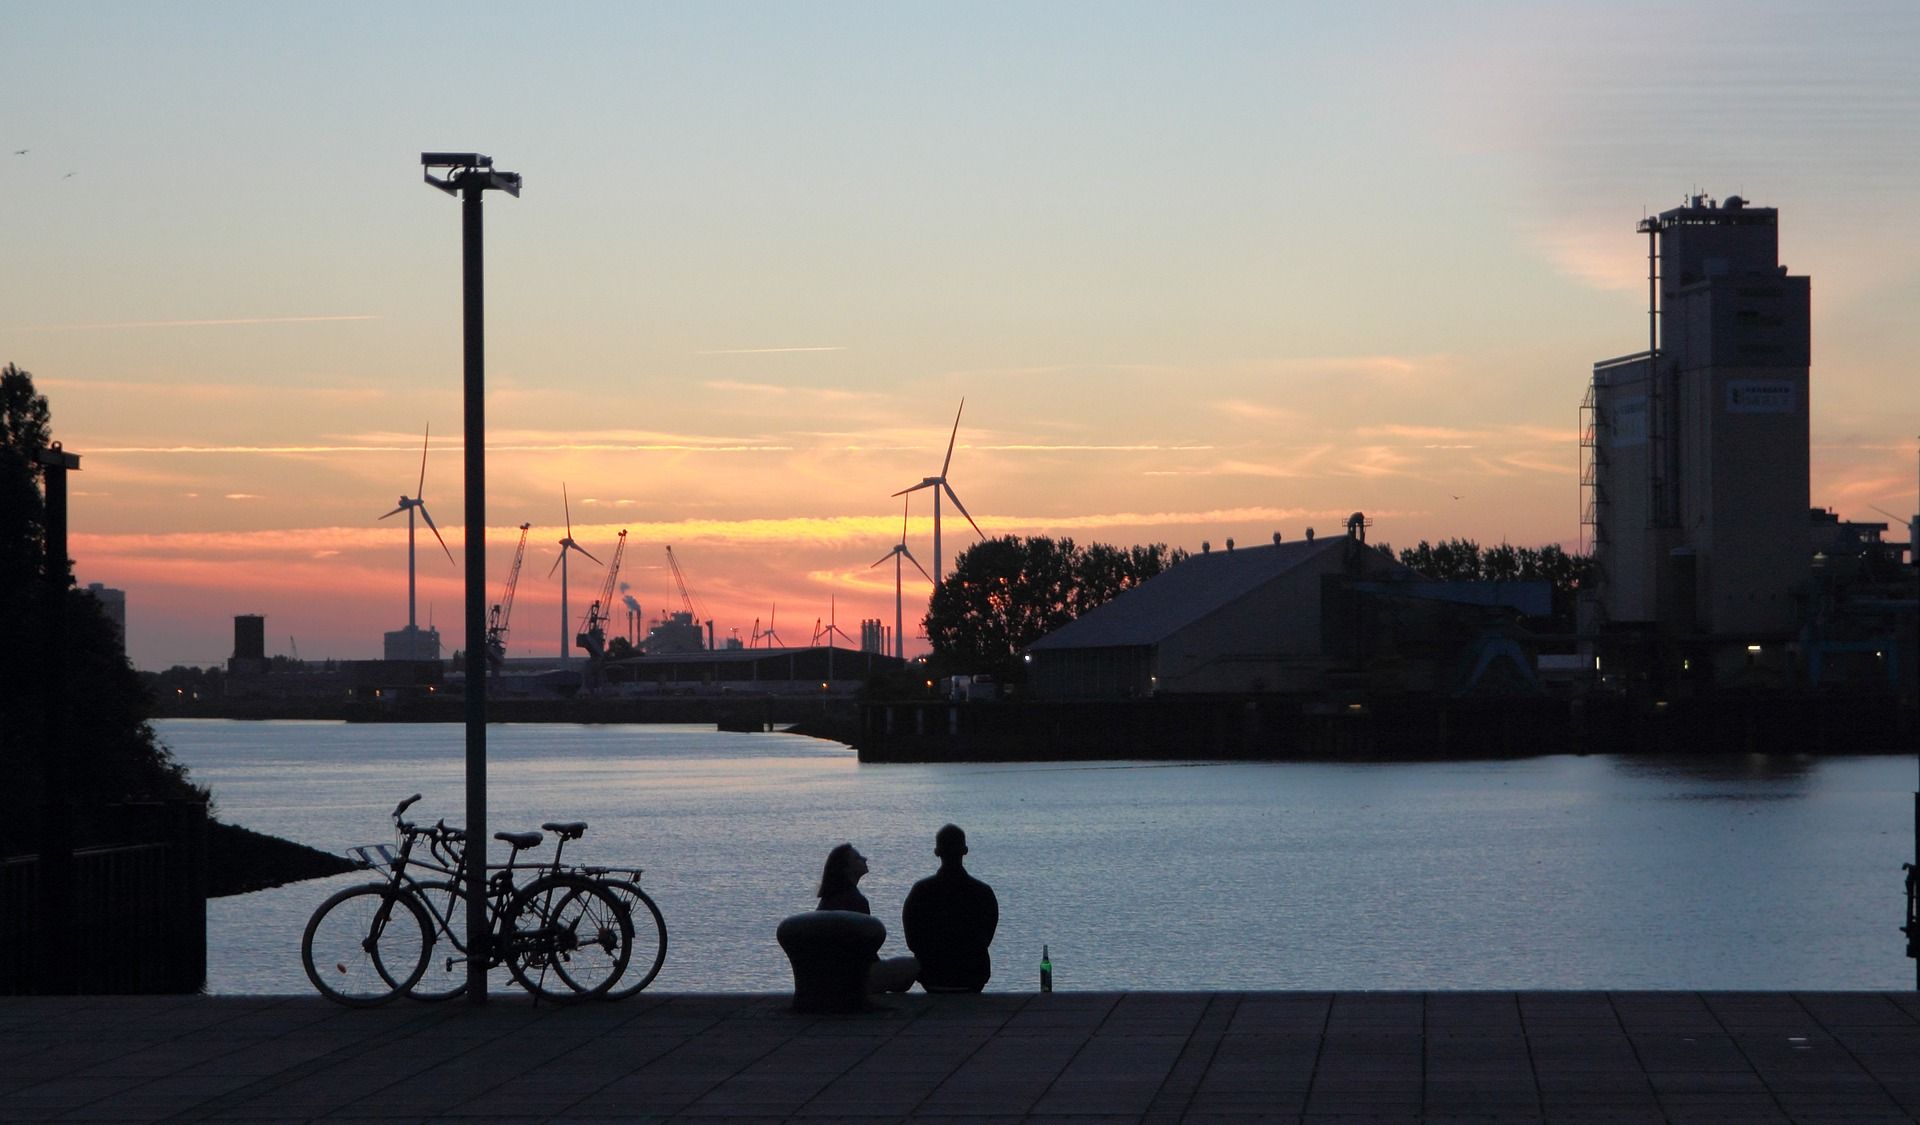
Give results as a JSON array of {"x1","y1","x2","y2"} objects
[
  {"x1": 920, "y1": 533, "x2": 1592, "y2": 679},
  {"x1": 922, "y1": 536, "x2": 1186, "y2": 680}
]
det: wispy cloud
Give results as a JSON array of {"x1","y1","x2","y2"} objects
[
  {"x1": 1353, "y1": 423, "x2": 1478, "y2": 442},
  {"x1": 1204, "y1": 458, "x2": 1320, "y2": 479},
  {"x1": 90, "y1": 431, "x2": 794, "y2": 456},
  {"x1": 1828, "y1": 473, "x2": 1912, "y2": 500},
  {"x1": 1329, "y1": 446, "x2": 1422, "y2": 478},
  {"x1": 1491, "y1": 452, "x2": 1575, "y2": 477},
  {"x1": 976, "y1": 443, "x2": 1215, "y2": 453},
  {"x1": 13, "y1": 314, "x2": 382, "y2": 331},
  {"x1": 694, "y1": 345, "x2": 846, "y2": 355},
  {"x1": 930, "y1": 363, "x2": 1182, "y2": 381},
  {"x1": 224, "y1": 493, "x2": 262, "y2": 501},
  {"x1": 37, "y1": 377, "x2": 388, "y2": 401},
  {"x1": 701, "y1": 379, "x2": 874, "y2": 402},
  {"x1": 70, "y1": 503, "x2": 1421, "y2": 562},
  {"x1": 1244, "y1": 355, "x2": 1442, "y2": 381},
  {"x1": 1149, "y1": 448, "x2": 1334, "y2": 479},
  {"x1": 997, "y1": 507, "x2": 1420, "y2": 533},
  {"x1": 1212, "y1": 399, "x2": 1297, "y2": 422},
  {"x1": 94, "y1": 444, "x2": 421, "y2": 455}
]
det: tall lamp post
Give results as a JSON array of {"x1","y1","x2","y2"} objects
[
  {"x1": 422, "y1": 152, "x2": 520, "y2": 1002},
  {"x1": 36, "y1": 442, "x2": 80, "y2": 994}
]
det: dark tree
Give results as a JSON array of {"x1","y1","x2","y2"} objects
[
  {"x1": 923, "y1": 535, "x2": 1188, "y2": 679},
  {"x1": 1396, "y1": 538, "x2": 1593, "y2": 631},
  {"x1": 0, "y1": 363, "x2": 50, "y2": 583},
  {"x1": 0, "y1": 364, "x2": 205, "y2": 854}
]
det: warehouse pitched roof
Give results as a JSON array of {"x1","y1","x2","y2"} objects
[{"x1": 1029, "y1": 537, "x2": 1352, "y2": 651}]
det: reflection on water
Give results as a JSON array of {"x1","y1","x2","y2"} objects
[
  {"x1": 1612, "y1": 751, "x2": 1821, "y2": 785},
  {"x1": 158, "y1": 720, "x2": 1918, "y2": 995}
]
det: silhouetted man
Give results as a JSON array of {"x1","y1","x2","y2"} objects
[{"x1": 901, "y1": 823, "x2": 998, "y2": 992}]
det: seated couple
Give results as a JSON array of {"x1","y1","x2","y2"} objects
[{"x1": 815, "y1": 824, "x2": 998, "y2": 993}]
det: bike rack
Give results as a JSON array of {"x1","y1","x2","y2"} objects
[{"x1": 346, "y1": 843, "x2": 398, "y2": 870}]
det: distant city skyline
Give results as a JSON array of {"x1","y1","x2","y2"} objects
[{"x1": 5, "y1": 3, "x2": 1918, "y2": 670}]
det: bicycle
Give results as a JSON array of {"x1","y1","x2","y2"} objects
[
  {"x1": 574, "y1": 865, "x2": 667, "y2": 1000},
  {"x1": 407, "y1": 818, "x2": 666, "y2": 1002},
  {"x1": 301, "y1": 795, "x2": 632, "y2": 1006}
]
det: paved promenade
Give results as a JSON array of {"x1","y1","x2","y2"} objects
[{"x1": 2, "y1": 991, "x2": 1917, "y2": 1123}]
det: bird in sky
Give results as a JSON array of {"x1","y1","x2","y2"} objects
[{"x1": 11, "y1": 149, "x2": 27, "y2": 155}]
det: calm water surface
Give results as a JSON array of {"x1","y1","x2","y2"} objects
[{"x1": 155, "y1": 719, "x2": 1918, "y2": 994}]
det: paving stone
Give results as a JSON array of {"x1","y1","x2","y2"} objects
[{"x1": 6, "y1": 991, "x2": 1920, "y2": 1120}]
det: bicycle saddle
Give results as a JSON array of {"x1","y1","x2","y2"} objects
[
  {"x1": 541, "y1": 821, "x2": 587, "y2": 840},
  {"x1": 494, "y1": 831, "x2": 543, "y2": 850}
]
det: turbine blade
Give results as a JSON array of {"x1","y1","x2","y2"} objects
[
  {"x1": 379, "y1": 506, "x2": 406, "y2": 520},
  {"x1": 417, "y1": 424, "x2": 430, "y2": 498},
  {"x1": 418, "y1": 505, "x2": 455, "y2": 566},
  {"x1": 548, "y1": 552, "x2": 564, "y2": 578},
  {"x1": 891, "y1": 480, "x2": 936, "y2": 497},
  {"x1": 905, "y1": 549, "x2": 932, "y2": 584},
  {"x1": 900, "y1": 493, "x2": 910, "y2": 539},
  {"x1": 941, "y1": 398, "x2": 964, "y2": 476},
  {"x1": 574, "y1": 543, "x2": 603, "y2": 566},
  {"x1": 944, "y1": 483, "x2": 985, "y2": 538},
  {"x1": 871, "y1": 550, "x2": 893, "y2": 569}
]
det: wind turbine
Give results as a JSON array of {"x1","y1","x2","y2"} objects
[
  {"x1": 816, "y1": 595, "x2": 857, "y2": 685},
  {"x1": 893, "y1": 398, "x2": 984, "y2": 587},
  {"x1": 547, "y1": 484, "x2": 602, "y2": 663},
  {"x1": 871, "y1": 495, "x2": 931, "y2": 660},
  {"x1": 378, "y1": 425, "x2": 455, "y2": 638},
  {"x1": 763, "y1": 603, "x2": 787, "y2": 648},
  {"x1": 820, "y1": 595, "x2": 856, "y2": 648}
]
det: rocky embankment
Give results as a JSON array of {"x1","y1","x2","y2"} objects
[{"x1": 207, "y1": 820, "x2": 357, "y2": 898}]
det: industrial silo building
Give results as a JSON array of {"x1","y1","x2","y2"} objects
[{"x1": 1583, "y1": 194, "x2": 1811, "y2": 679}]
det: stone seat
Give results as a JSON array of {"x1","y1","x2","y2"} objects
[{"x1": 776, "y1": 910, "x2": 885, "y2": 1013}]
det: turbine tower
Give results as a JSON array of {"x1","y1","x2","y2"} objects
[
  {"x1": 870, "y1": 495, "x2": 930, "y2": 660},
  {"x1": 378, "y1": 425, "x2": 455, "y2": 636},
  {"x1": 893, "y1": 398, "x2": 984, "y2": 587},
  {"x1": 547, "y1": 484, "x2": 601, "y2": 664}
]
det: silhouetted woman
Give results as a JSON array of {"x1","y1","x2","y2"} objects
[{"x1": 815, "y1": 842, "x2": 918, "y2": 991}]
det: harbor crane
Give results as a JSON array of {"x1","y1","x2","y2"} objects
[
  {"x1": 576, "y1": 528, "x2": 628, "y2": 663},
  {"x1": 485, "y1": 523, "x2": 531, "y2": 674},
  {"x1": 665, "y1": 545, "x2": 713, "y2": 650}
]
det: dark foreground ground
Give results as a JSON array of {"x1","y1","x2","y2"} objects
[{"x1": 2, "y1": 991, "x2": 1917, "y2": 1124}]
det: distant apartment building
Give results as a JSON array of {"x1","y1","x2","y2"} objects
[
  {"x1": 383, "y1": 624, "x2": 442, "y2": 662},
  {"x1": 86, "y1": 582, "x2": 126, "y2": 651},
  {"x1": 231, "y1": 613, "x2": 269, "y2": 675},
  {"x1": 1583, "y1": 195, "x2": 1810, "y2": 669}
]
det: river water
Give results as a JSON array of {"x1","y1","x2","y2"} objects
[{"x1": 155, "y1": 719, "x2": 1919, "y2": 995}]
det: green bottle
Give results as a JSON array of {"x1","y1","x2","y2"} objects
[{"x1": 1040, "y1": 944, "x2": 1052, "y2": 992}]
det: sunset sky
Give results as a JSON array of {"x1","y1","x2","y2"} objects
[{"x1": 6, "y1": 2, "x2": 1918, "y2": 670}]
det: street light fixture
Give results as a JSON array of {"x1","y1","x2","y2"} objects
[
  {"x1": 421, "y1": 150, "x2": 520, "y2": 1002},
  {"x1": 422, "y1": 152, "x2": 522, "y2": 198}
]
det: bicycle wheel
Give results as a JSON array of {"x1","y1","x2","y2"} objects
[
  {"x1": 599, "y1": 880, "x2": 667, "y2": 1000},
  {"x1": 301, "y1": 884, "x2": 430, "y2": 1006},
  {"x1": 406, "y1": 880, "x2": 474, "y2": 1001},
  {"x1": 502, "y1": 874, "x2": 631, "y2": 1003}
]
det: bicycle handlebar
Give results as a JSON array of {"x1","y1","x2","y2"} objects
[{"x1": 393, "y1": 793, "x2": 423, "y2": 820}]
